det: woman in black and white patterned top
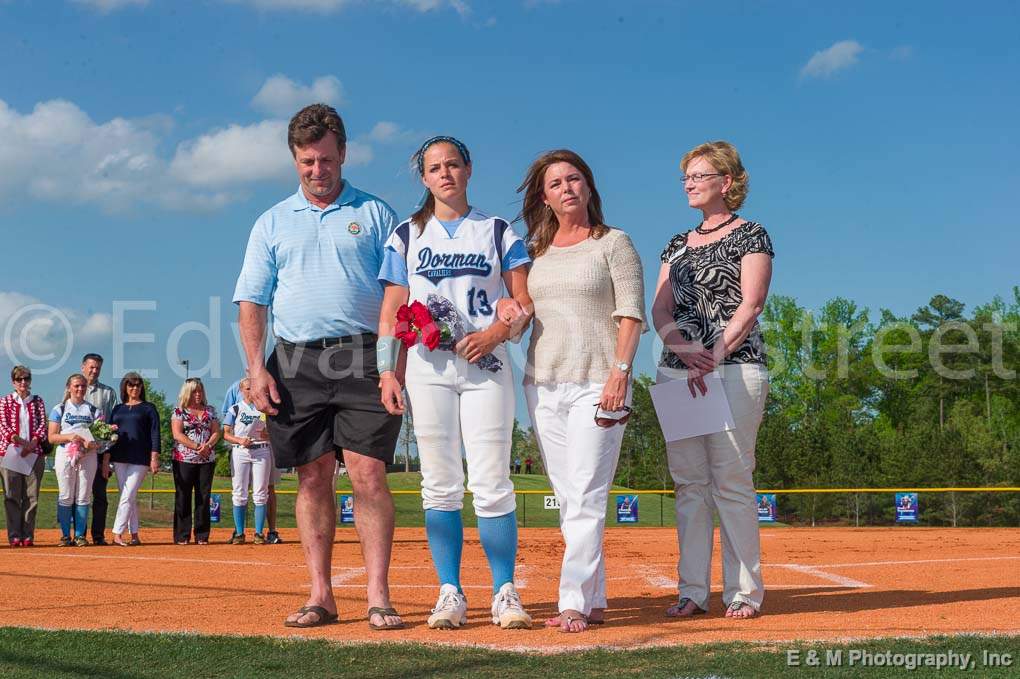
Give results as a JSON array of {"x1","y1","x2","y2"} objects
[{"x1": 651, "y1": 141, "x2": 774, "y2": 620}]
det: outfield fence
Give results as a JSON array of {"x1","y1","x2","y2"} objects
[{"x1": 10, "y1": 486, "x2": 1019, "y2": 528}]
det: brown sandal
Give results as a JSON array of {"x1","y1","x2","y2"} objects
[
  {"x1": 284, "y1": 605, "x2": 339, "y2": 628},
  {"x1": 367, "y1": 606, "x2": 405, "y2": 630}
]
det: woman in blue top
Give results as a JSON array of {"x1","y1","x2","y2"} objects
[{"x1": 105, "y1": 372, "x2": 160, "y2": 546}]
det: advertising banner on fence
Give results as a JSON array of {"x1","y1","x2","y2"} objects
[
  {"x1": 895, "y1": 492, "x2": 919, "y2": 523},
  {"x1": 757, "y1": 493, "x2": 777, "y2": 522},
  {"x1": 616, "y1": 494, "x2": 638, "y2": 523},
  {"x1": 209, "y1": 493, "x2": 221, "y2": 523},
  {"x1": 339, "y1": 495, "x2": 355, "y2": 524}
]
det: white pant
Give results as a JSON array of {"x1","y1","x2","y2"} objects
[
  {"x1": 525, "y1": 380, "x2": 630, "y2": 615},
  {"x1": 113, "y1": 462, "x2": 148, "y2": 534},
  {"x1": 659, "y1": 363, "x2": 769, "y2": 611},
  {"x1": 54, "y1": 448, "x2": 97, "y2": 507},
  {"x1": 406, "y1": 345, "x2": 516, "y2": 518},
  {"x1": 231, "y1": 445, "x2": 272, "y2": 506}
]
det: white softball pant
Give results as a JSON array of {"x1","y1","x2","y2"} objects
[
  {"x1": 405, "y1": 345, "x2": 516, "y2": 518},
  {"x1": 525, "y1": 380, "x2": 631, "y2": 616},
  {"x1": 112, "y1": 462, "x2": 148, "y2": 534},
  {"x1": 658, "y1": 363, "x2": 769, "y2": 612},
  {"x1": 231, "y1": 445, "x2": 272, "y2": 506},
  {"x1": 54, "y1": 448, "x2": 97, "y2": 507}
]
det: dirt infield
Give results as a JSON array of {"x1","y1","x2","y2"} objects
[{"x1": 2, "y1": 527, "x2": 1018, "y2": 651}]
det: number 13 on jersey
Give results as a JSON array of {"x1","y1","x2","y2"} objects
[{"x1": 467, "y1": 287, "x2": 492, "y2": 317}]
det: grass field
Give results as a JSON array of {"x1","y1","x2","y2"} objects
[
  {"x1": 1, "y1": 628, "x2": 1016, "y2": 678},
  {"x1": 30, "y1": 469, "x2": 686, "y2": 530}
]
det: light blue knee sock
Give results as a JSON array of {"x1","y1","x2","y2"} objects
[
  {"x1": 73, "y1": 505, "x2": 89, "y2": 538},
  {"x1": 254, "y1": 504, "x2": 267, "y2": 535},
  {"x1": 425, "y1": 508, "x2": 463, "y2": 592},
  {"x1": 57, "y1": 504, "x2": 72, "y2": 537},
  {"x1": 232, "y1": 504, "x2": 247, "y2": 535},
  {"x1": 478, "y1": 511, "x2": 518, "y2": 592}
]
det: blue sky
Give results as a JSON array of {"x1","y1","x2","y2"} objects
[{"x1": 1, "y1": 0, "x2": 1018, "y2": 418}]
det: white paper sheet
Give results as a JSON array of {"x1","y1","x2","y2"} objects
[
  {"x1": 649, "y1": 372, "x2": 736, "y2": 442},
  {"x1": 2, "y1": 445, "x2": 38, "y2": 475}
]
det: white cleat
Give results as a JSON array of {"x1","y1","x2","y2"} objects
[
  {"x1": 428, "y1": 583, "x2": 468, "y2": 630},
  {"x1": 491, "y1": 581, "x2": 532, "y2": 629}
]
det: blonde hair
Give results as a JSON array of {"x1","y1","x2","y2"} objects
[
  {"x1": 515, "y1": 149, "x2": 608, "y2": 259},
  {"x1": 177, "y1": 378, "x2": 207, "y2": 410},
  {"x1": 60, "y1": 373, "x2": 87, "y2": 407},
  {"x1": 681, "y1": 141, "x2": 749, "y2": 212}
]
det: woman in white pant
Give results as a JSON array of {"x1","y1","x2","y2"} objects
[
  {"x1": 223, "y1": 378, "x2": 272, "y2": 544},
  {"x1": 651, "y1": 141, "x2": 773, "y2": 619},
  {"x1": 378, "y1": 136, "x2": 534, "y2": 630},
  {"x1": 47, "y1": 373, "x2": 101, "y2": 547},
  {"x1": 106, "y1": 372, "x2": 160, "y2": 546},
  {"x1": 515, "y1": 149, "x2": 646, "y2": 633}
]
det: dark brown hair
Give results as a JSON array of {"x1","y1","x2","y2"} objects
[
  {"x1": 515, "y1": 149, "x2": 608, "y2": 258},
  {"x1": 410, "y1": 139, "x2": 470, "y2": 235},
  {"x1": 119, "y1": 371, "x2": 146, "y2": 403},
  {"x1": 288, "y1": 104, "x2": 347, "y2": 155}
]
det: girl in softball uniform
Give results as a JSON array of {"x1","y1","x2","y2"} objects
[
  {"x1": 47, "y1": 373, "x2": 101, "y2": 547},
  {"x1": 377, "y1": 136, "x2": 533, "y2": 630},
  {"x1": 222, "y1": 378, "x2": 272, "y2": 544}
]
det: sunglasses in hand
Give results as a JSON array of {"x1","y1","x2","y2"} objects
[{"x1": 594, "y1": 404, "x2": 633, "y2": 428}]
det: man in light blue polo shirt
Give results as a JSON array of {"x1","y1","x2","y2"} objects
[{"x1": 234, "y1": 104, "x2": 404, "y2": 631}]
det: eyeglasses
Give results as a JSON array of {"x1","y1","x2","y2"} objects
[
  {"x1": 594, "y1": 404, "x2": 633, "y2": 428},
  {"x1": 680, "y1": 172, "x2": 724, "y2": 184},
  {"x1": 126, "y1": 383, "x2": 142, "y2": 388},
  {"x1": 13, "y1": 376, "x2": 31, "y2": 383}
]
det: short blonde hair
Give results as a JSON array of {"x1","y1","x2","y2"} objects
[
  {"x1": 681, "y1": 141, "x2": 749, "y2": 211},
  {"x1": 177, "y1": 378, "x2": 207, "y2": 410}
]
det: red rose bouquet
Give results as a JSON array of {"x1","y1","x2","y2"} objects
[{"x1": 395, "y1": 300, "x2": 447, "y2": 351}]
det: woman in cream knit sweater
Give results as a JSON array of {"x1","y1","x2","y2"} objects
[{"x1": 512, "y1": 149, "x2": 646, "y2": 632}]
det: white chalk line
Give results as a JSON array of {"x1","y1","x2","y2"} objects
[
  {"x1": 636, "y1": 563, "x2": 871, "y2": 590},
  {"x1": 774, "y1": 564, "x2": 871, "y2": 588},
  {"x1": 775, "y1": 556, "x2": 1020, "y2": 569},
  {"x1": 13, "y1": 551, "x2": 297, "y2": 568}
]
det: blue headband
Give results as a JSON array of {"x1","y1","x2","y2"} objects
[{"x1": 413, "y1": 135, "x2": 471, "y2": 176}]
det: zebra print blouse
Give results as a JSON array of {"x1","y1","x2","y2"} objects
[{"x1": 658, "y1": 221, "x2": 774, "y2": 370}]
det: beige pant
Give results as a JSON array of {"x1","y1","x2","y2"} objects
[{"x1": 659, "y1": 363, "x2": 768, "y2": 611}]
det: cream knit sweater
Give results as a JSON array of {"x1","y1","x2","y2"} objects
[{"x1": 525, "y1": 228, "x2": 647, "y2": 385}]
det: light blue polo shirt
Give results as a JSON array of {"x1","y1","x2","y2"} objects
[{"x1": 233, "y1": 181, "x2": 397, "y2": 342}]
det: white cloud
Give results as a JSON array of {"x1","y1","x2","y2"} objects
[
  {"x1": 71, "y1": 0, "x2": 148, "y2": 12},
  {"x1": 1, "y1": 291, "x2": 113, "y2": 373},
  {"x1": 367, "y1": 121, "x2": 417, "y2": 144},
  {"x1": 251, "y1": 75, "x2": 343, "y2": 118},
  {"x1": 800, "y1": 40, "x2": 864, "y2": 79},
  {"x1": 0, "y1": 98, "x2": 167, "y2": 210},
  {"x1": 170, "y1": 120, "x2": 291, "y2": 187},
  {"x1": 0, "y1": 86, "x2": 396, "y2": 212}
]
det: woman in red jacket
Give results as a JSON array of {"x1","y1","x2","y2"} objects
[{"x1": 0, "y1": 366, "x2": 49, "y2": 547}]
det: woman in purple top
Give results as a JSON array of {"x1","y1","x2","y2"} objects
[{"x1": 105, "y1": 372, "x2": 161, "y2": 546}]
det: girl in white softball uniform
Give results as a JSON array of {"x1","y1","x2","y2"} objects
[
  {"x1": 47, "y1": 373, "x2": 102, "y2": 547},
  {"x1": 377, "y1": 136, "x2": 533, "y2": 630},
  {"x1": 222, "y1": 378, "x2": 272, "y2": 544}
]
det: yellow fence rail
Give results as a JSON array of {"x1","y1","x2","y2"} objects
[{"x1": 15, "y1": 486, "x2": 1020, "y2": 495}]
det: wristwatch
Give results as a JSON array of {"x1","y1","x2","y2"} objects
[{"x1": 614, "y1": 361, "x2": 631, "y2": 373}]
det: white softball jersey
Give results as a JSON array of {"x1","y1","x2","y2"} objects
[{"x1": 383, "y1": 208, "x2": 526, "y2": 334}]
